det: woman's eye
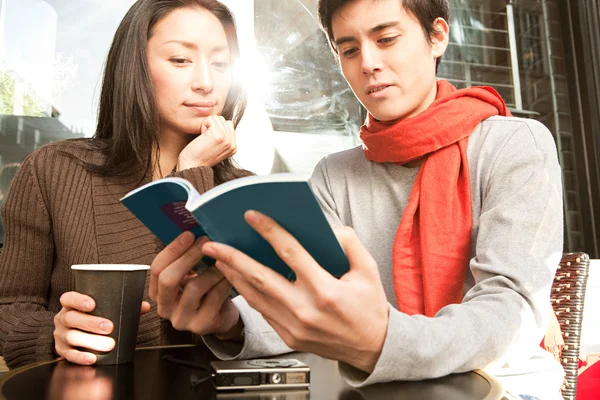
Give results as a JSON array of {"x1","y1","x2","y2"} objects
[
  {"x1": 170, "y1": 58, "x2": 189, "y2": 64},
  {"x1": 212, "y1": 62, "x2": 230, "y2": 70}
]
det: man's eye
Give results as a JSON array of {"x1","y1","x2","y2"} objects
[
  {"x1": 379, "y1": 36, "x2": 399, "y2": 44},
  {"x1": 341, "y1": 48, "x2": 358, "y2": 58}
]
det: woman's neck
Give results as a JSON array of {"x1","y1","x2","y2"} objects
[{"x1": 154, "y1": 129, "x2": 194, "y2": 180}]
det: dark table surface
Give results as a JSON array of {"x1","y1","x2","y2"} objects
[{"x1": 0, "y1": 345, "x2": 506, "y2": 400}]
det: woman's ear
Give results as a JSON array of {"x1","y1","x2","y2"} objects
[{"x1": 431, "y1": 17, "x2": 449, "y2": 59}]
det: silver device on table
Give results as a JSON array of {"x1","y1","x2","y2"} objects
[{"x1": 210, "y1": 359, "x2": 310, "y2": 391}]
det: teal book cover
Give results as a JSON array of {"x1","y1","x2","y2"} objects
[{"x1": 120, "y1": 174, "x2": 349, "y2": 280}]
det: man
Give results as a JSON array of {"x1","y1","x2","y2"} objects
[{"x1": 150, "y1": 1, "x2": 564, "y2": 398}]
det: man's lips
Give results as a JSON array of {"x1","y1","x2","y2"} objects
[{"x1": 366, "y1": 84, "x2": 392, "y2": 95}]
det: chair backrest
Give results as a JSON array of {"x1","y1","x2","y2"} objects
[{"x1": 551, "y1": 252, "x2": 591, "y2": 400}]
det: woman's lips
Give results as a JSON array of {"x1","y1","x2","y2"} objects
[{"x1": 185, "y1": 102, "x2": 215, "y2": 116}]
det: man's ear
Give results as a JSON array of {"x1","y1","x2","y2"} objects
[{"x1": 431, "y1": 17, "x2": 449, "y2": 59}]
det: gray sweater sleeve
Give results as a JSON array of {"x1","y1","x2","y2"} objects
[
  {"x1": 314, "y1": 120, "x2": 564, "y2": 385},
  {"x1": 202, "y1": 296, "x2": 292, "y2": 359}
]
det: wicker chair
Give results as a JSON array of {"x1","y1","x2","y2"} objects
[{"x1": 551, "y1": 252, "x2": 591, "y2": 400}]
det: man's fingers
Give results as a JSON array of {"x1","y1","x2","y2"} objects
[
  {"x1": 211, "y1": 257, "x2": 291, "y2": 321},
  {"x1": 64, "y1": 330, "x2": 115, "y2": 353},
  {"x1": 203, "y1": 241, "x2": 290, "y2": 303},
  {"x1": 60, "y1": 292, "x2": 95, "y2": 312},
  {"x1": 333, "y1": 226, "x2": 378, "y2": 276},
  {"x1": 243, "y1": 210, "x2": 334, "y2": 286},
  {"x1": 62, "y1": 310, "x2": 113, "y2": 335},
  {"x1": 150, "y1": 231, "x2": 195, "y2": 299}
]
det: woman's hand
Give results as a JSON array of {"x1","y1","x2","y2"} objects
[
  {"x1": 177, "y1": 115, "x2": 236, "y2": 170},
  {"x1": 54, "y1": 292, "x2": 151, "y2": 365},
  {"x1": 149, "y1": 231, "x2": 241, "y2": 338}
]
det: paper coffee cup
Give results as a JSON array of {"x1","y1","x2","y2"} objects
[{"x1": 71, "y1": 264, "x2": 150, "y2": 365}]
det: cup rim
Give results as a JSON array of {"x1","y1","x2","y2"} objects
[{"x1": 71, "y1": 264, "x2": 150, "y2": 271}]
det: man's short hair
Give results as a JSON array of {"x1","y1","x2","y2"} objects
[{"x1": 317, "y1": 0, "x2": 450, "y2": 71}]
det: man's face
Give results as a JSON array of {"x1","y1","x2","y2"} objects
[{"x1": 332, "y1": 0, "x2": 446, "y2": 122}]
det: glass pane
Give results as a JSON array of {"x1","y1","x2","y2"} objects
[
  {"x1": 254, "y1": 0, "x2": 364, "y2": 136},
  {"x1": 0, "y1": 0, "x2": 137, "y2": 245}
]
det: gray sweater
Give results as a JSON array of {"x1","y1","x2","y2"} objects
[{"x1": 204, "y1": 116, "x2": 565, "y2": 399}]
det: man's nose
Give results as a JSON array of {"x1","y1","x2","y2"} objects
[{"x1": 360, "y1": 44, "x2": 382, "y2": 75}]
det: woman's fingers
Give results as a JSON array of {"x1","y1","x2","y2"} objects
[
  {"x1": 177, "y1": 268, "x2": 225, "y2": 313},
  {"x1": 61, "y1": 349, "x2": 97, "y2": 366},
  {"x1": 141, "y1": 301, "x2": 151, "y2": 314},
  {"x1": 156, "y1": 237, "x2": 208, "y2": 317},
  {"x1": 189, "y1": 278, "x2": 235, "y2": 334},
  {"x1": 150, "y1": 231, "x2": 196, "y2": 300},
  {"x1": 60, "y1": 292, "x2": 96, "y2": 312},
  {"x1": 61, "y1": 310, "x2": 113, "y2": 335},
  {"x1": 63, "y1": 329, "x2": 115, "y2": 353}
]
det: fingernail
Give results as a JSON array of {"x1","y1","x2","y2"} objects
[
  {"x1": 83, "y1": 301, "x2": 93, "y2": 311},
  {"x1": 202, "y1": 243, "x2": 216, "y2": 257},
  {"x1": 100, "y1": 322, "x2": 113, "y2": 333},
  {"x1": 245, "y1": 210, "x2": 259, "y2": 224},
  {"x1": 180, "y1": 231, "x2": 194, "y2": 246},
  {"x1": 196, "y1": 236, "x2": 209, "y2": 248},
  {"x1": 85, "y1": 354, "x2": 96, "y2": 364}
]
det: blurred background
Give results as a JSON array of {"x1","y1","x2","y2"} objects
[{"x1": 0, "y1": 0, "x2": 599, "y2": 258}]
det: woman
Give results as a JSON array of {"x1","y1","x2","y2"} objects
[{"x1": 0, "y1": 0, "x2": 250, "y2": 368}]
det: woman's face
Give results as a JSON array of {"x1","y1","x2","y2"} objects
[{"x1": 147, "y1": 7, "x2": 232, "y2": 138}]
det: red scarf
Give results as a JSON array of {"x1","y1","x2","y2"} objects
[{"x1": 360, "y1": 80, "x2": 509, "y2": 317}]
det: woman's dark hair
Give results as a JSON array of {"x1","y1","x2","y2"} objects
[
  {"x1": 77, "y1": 0, "x2": 248, "y2": 184},
  {"x1": 317, "y1": 0, "x2": 450, "y2": 72}
]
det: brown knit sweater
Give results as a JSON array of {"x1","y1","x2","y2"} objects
[{"x1": 0, "y1": 141, "x2": 220, "y2": 368}]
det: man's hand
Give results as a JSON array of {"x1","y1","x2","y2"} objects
[{"x1": 202, "y1": 211, "x2": 390, "y2": 373}]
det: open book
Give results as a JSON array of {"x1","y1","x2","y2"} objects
[{"x1": 120, "y1": 174, "x2": 349, "y2": 280}]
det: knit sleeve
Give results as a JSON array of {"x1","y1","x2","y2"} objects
[
  {"x1": 168, "y1": 167, "x2": 215, "y2": 194},
  {"x1": 0, "y1": 154, "x2": 58, "y2": 368}
]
